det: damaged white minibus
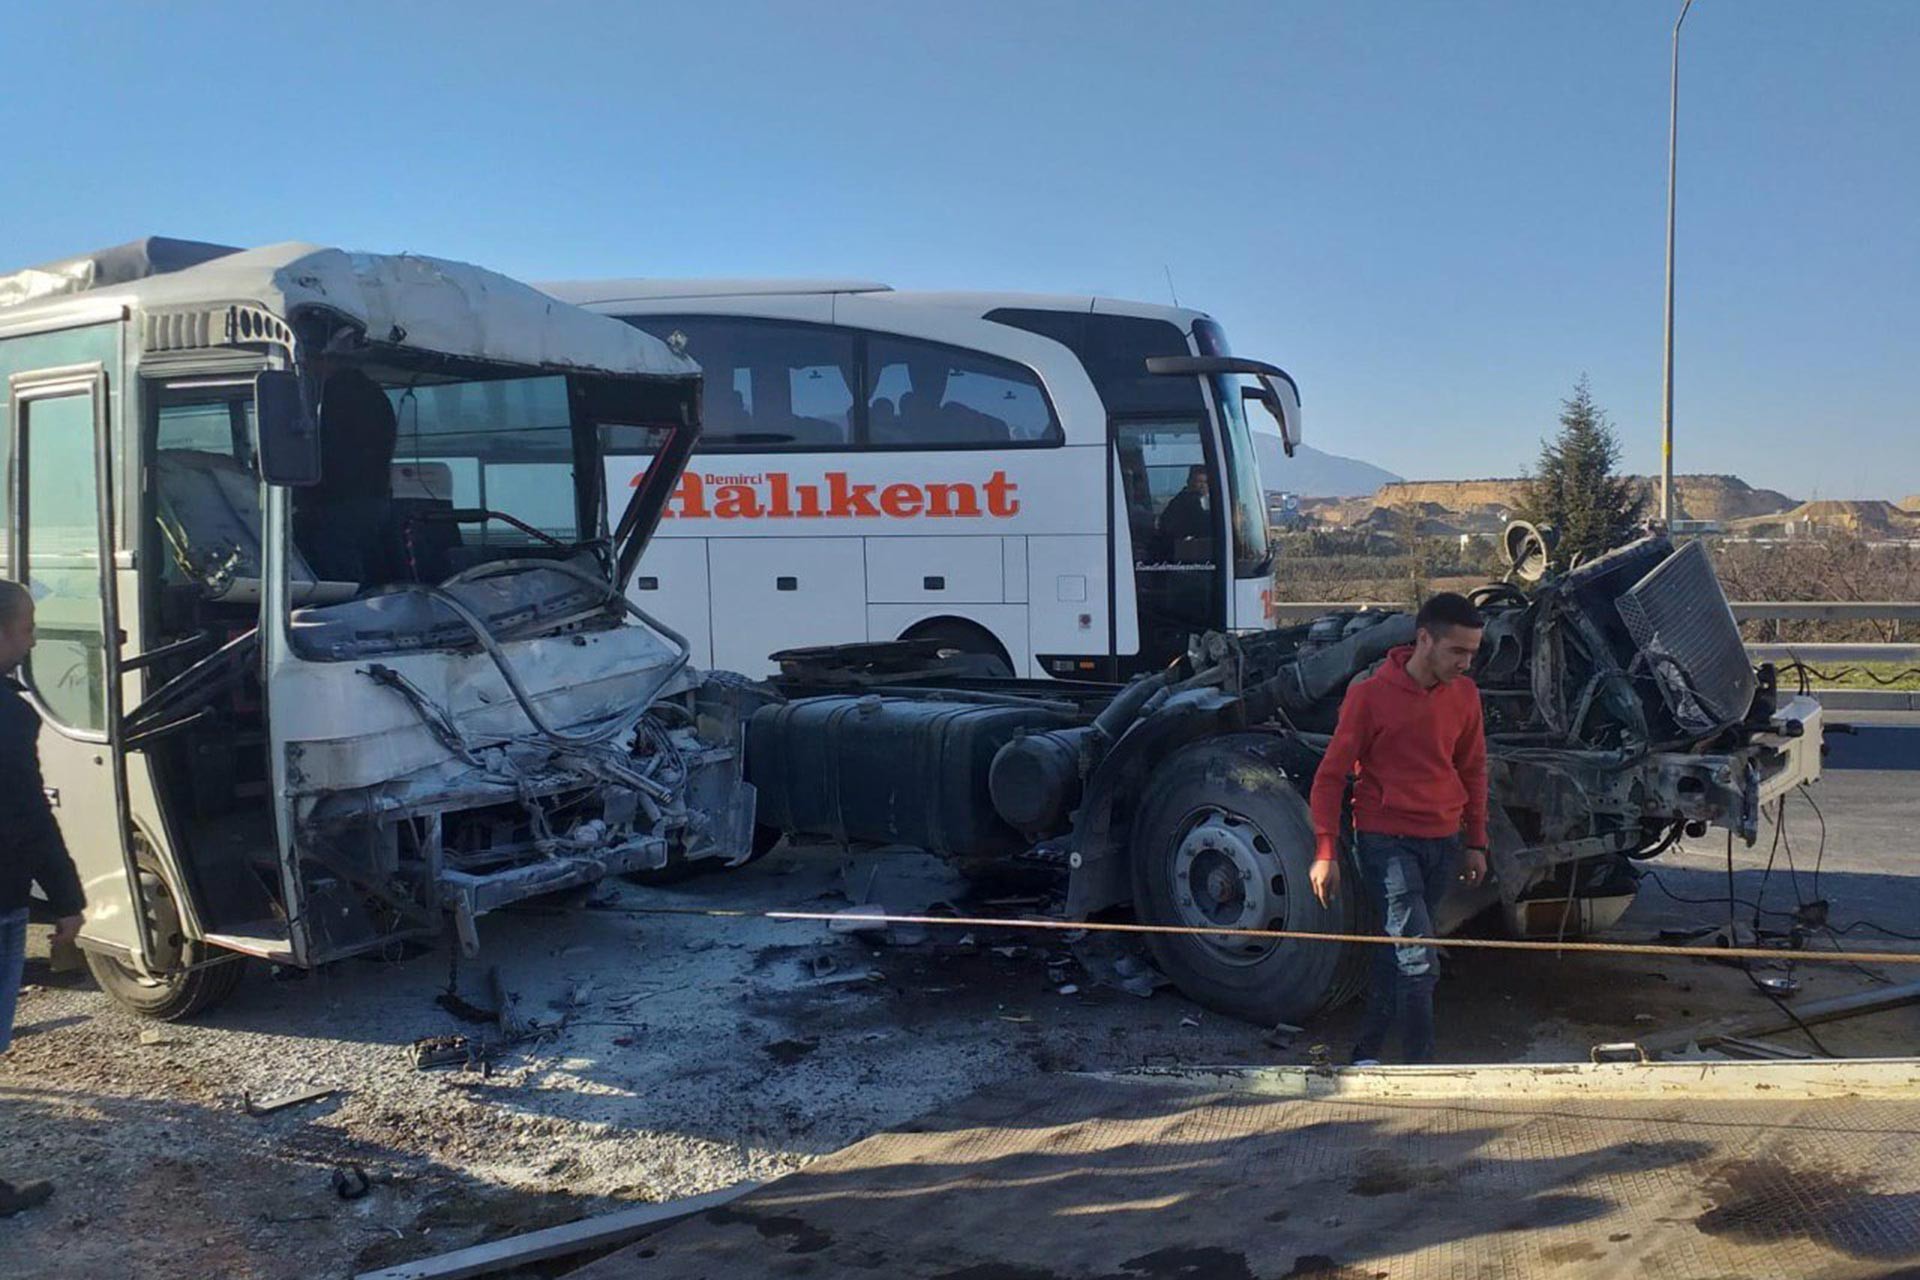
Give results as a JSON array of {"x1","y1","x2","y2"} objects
[{"x1": 0, "y1": 238, "x2": 762, "y2": 1017}]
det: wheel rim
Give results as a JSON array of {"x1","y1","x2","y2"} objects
[
  {"x1": 1168, "y1": 806, "x2": 1287, "y2": 966},
  {"x1": 111, "y1": 870, "x2": 188, "y2": 989}
]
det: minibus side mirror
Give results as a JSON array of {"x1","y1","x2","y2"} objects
[{"x1": 254, "y1": 370, "x2": 322, "y2": 486}]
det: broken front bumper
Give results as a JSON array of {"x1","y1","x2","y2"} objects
[{"x1": 1486, "y1": 693, "x2": 1826, "y2": 905}]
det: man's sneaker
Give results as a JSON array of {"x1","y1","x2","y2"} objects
[
  {"x1": 1351, "y1": 1058, "x2": 1382, "y2": 1068},
  {"x1": 0, "y1": 1179, "x2": 54, "y2": 1216}
]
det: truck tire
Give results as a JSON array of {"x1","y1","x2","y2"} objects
[
  {"x1": 1128, "y1": 735, "x2": 1367, "y2": 1025},
  {"x1": 82, "y1": 864, "x2": 246, "y2": 1020}
]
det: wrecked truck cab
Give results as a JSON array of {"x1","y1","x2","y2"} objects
[
  {"x1": 749, "y1": 532, "x2": 1824, "y2": 1026},
  {"x1": 0, "y1": 238, "x2": 756, "y2": 1018}
]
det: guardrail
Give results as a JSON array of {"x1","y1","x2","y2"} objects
[
  {"x1": 1271, "y1": 600, "x2": 1920, "y2": 640},
  {"x1": 1727, "y1": 602, "x2": 1920, "y2": 623},
  {"x1": 1744, "y1": 642, "x2": 1920, "y2": 665},
  {"x1": 1268, "y1": 600, "x2": 1920, "y2": 707}
]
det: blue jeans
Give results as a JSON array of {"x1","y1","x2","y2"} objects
[
  {"x1": 0, "y1": 908, "x2": 27, "y2": 1054},
  {"x1": 1352, "y1": 834, "x2": 1458, "y2": 1065}
]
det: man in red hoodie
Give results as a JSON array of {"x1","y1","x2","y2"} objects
[{"x1": 1308, "y1": 592, "x2": 1489, "y2": 1065}]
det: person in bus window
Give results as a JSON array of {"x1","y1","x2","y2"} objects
[{"x1": 1158, "y1": 465, "x2": 1213, "y2": 545}]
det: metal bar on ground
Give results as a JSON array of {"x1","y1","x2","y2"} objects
[
  {"x1": 1639, "y1": 979, "x2": 1920, "y2": 1056},
  {"x1": 352, "y1": 1182, "x2": 760, "y2": 1280}
]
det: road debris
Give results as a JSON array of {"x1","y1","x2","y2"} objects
[
  {"x1": 1264, "y1": 1021, "x2": 1304, "y2": 1050},
  {"x1": 351, "y1": 1182, "x2": 759, "y2": 1280},
  {"x1": 827, "y1": 908, "x2": 888, "y2": 938},
  {"x1": 1072, "y1": 935, "x2": 1169, "y2": 999},
  {"x1": 243, "y1": 1085, "x2": 337, "y2": 1116},
  {"x1": 412, "y1": 1036, "x2": 474, "y2": 1071},
  {"x1": 489, "y1": 967, "x2": 536, "y2": 1040},
  {"x1": 1643, "y1": 978, "x2": 1920, "y2": 1057},
  {"x1": 332, "y1": 1165, "x2": 372, "y2": 1201}
]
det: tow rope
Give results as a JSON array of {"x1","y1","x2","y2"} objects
[{"x1": 592, "y1": 904, "x2": 1920, "y2": 966}]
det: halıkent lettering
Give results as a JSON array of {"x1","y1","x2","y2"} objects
[{"x1": 643, "y1": 469, "x2": 1020, "y2": 520}]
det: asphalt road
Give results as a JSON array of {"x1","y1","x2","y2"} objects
[{"x1": 1823, "y1": 714, "x2": 1920, "y2": 772}]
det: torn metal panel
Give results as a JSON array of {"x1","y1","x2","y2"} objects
[{"x1": 276, "y1": 624, "x2": 688, "y2": 795}]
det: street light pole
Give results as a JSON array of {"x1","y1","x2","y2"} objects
[{"x1": 1661, "y1": 0, "x2": 1695, "y2": 527}]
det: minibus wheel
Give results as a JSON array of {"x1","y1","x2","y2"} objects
[{"x1": 83, "y1": 860, "x2": 245, "y2": 1021}]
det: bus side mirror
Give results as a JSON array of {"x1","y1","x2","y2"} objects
[
  {"x1": 254, "y1": 370, "x2": 322, "y2": 486},
  {"x1": 1243, "y1": 377, "x2": 1302, "y2": 456}
]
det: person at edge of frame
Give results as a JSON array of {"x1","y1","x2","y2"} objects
[
  {"x1": 1307, "y1": 591, "x2": 1488, "y2": 1065},
  {"x1": 0, "y1": 578, "x2": 87, "y2": 1217}
]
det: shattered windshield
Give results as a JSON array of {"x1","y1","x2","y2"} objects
[{"x1": 289, "y1": 371, "x2": 587, "y2": 590}]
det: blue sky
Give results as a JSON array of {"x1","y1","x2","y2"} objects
[{"x1": 3, "y1": 1, "x2": 1914, "y2": 497}]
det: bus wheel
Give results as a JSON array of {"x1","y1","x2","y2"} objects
[
  {"x1": 1127, "y1": 736, "x2": 1367, "y2": 1025},
  {"x1": 901, "y1": 619, "x2": 1013, "y2": 677},
  {"x1": 83, "y1": 863, "x2": 245, "y2": 1021}
]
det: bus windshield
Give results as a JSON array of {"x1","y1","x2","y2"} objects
[
  {"x1": 1211, "y1": 373, "x2": 1273, "y2": 578},
  {"x1": 384, "y1": 375, "x2": 583, "y2": 550}
]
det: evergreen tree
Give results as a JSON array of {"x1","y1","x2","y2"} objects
[{"x1": 1516, "y1": 377, "x2": 1648, "y2": 565}]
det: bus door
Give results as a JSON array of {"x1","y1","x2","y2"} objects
[
  {"x1": 7, "y1": 362, "x2": 150, "y2": 965},
  {"x1": 1112, "y1": 416, "x2": 1223, "y2": 673}
]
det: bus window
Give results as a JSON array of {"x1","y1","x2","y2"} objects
[
  {"x1": 1115, "y1": 418, "x2": 1221, "y2": 665},
  {"x1": 20, "y1": 391, "x2": 109, "y2": 732},
  {"x1": 628, "y1": 317, "x2": 855, "y2": 449},
  {"x1": 152, "y1": 397, "x2": 264, "y2": 596},
  {"x1": 865, "y1": 336, "x2": 1061, "y2": 447},
  {"x1": 157, "y1": 399, "x2": 248, "y2": 459}
]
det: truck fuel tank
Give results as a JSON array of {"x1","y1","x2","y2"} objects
[{"x1": 747, "y1": 696, "x2": 1075, "y2": 859}]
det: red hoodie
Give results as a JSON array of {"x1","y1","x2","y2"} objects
[{"x1": 1308, "y1": 645, "x2": 1488, "y2": 858}]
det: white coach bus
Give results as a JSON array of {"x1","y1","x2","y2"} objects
[{"x1": 542, "y1": 279, "x2": 1300, "y2": 679}]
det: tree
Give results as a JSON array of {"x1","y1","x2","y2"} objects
[{"x1": 1516, "y1": 377, "x2": 1648, "y2": 566}]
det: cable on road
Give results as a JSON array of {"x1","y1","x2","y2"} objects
[{"x1": 588, "y1": 902, "x2": 1920, "y2": 967}]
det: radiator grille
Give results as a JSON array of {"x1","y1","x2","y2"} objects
[{"x1": 1616, "y1": 538, "x2": 1756, "y2": 734}]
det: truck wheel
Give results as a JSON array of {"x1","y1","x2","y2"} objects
[
  {"x1": 82, "y1": 865, "x2": 245, "y2": 1021},
  {"x1": 1128, "y1": 736, "x2": 1367, "y2": 1025}
]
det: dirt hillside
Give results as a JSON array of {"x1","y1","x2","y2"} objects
[
  {"x1": 1731, "y1": 499, "x2": 1920, "y2": 537},
  {"x1": 1308, "y1": 474, "x2": 1797, "y2": 530}
]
